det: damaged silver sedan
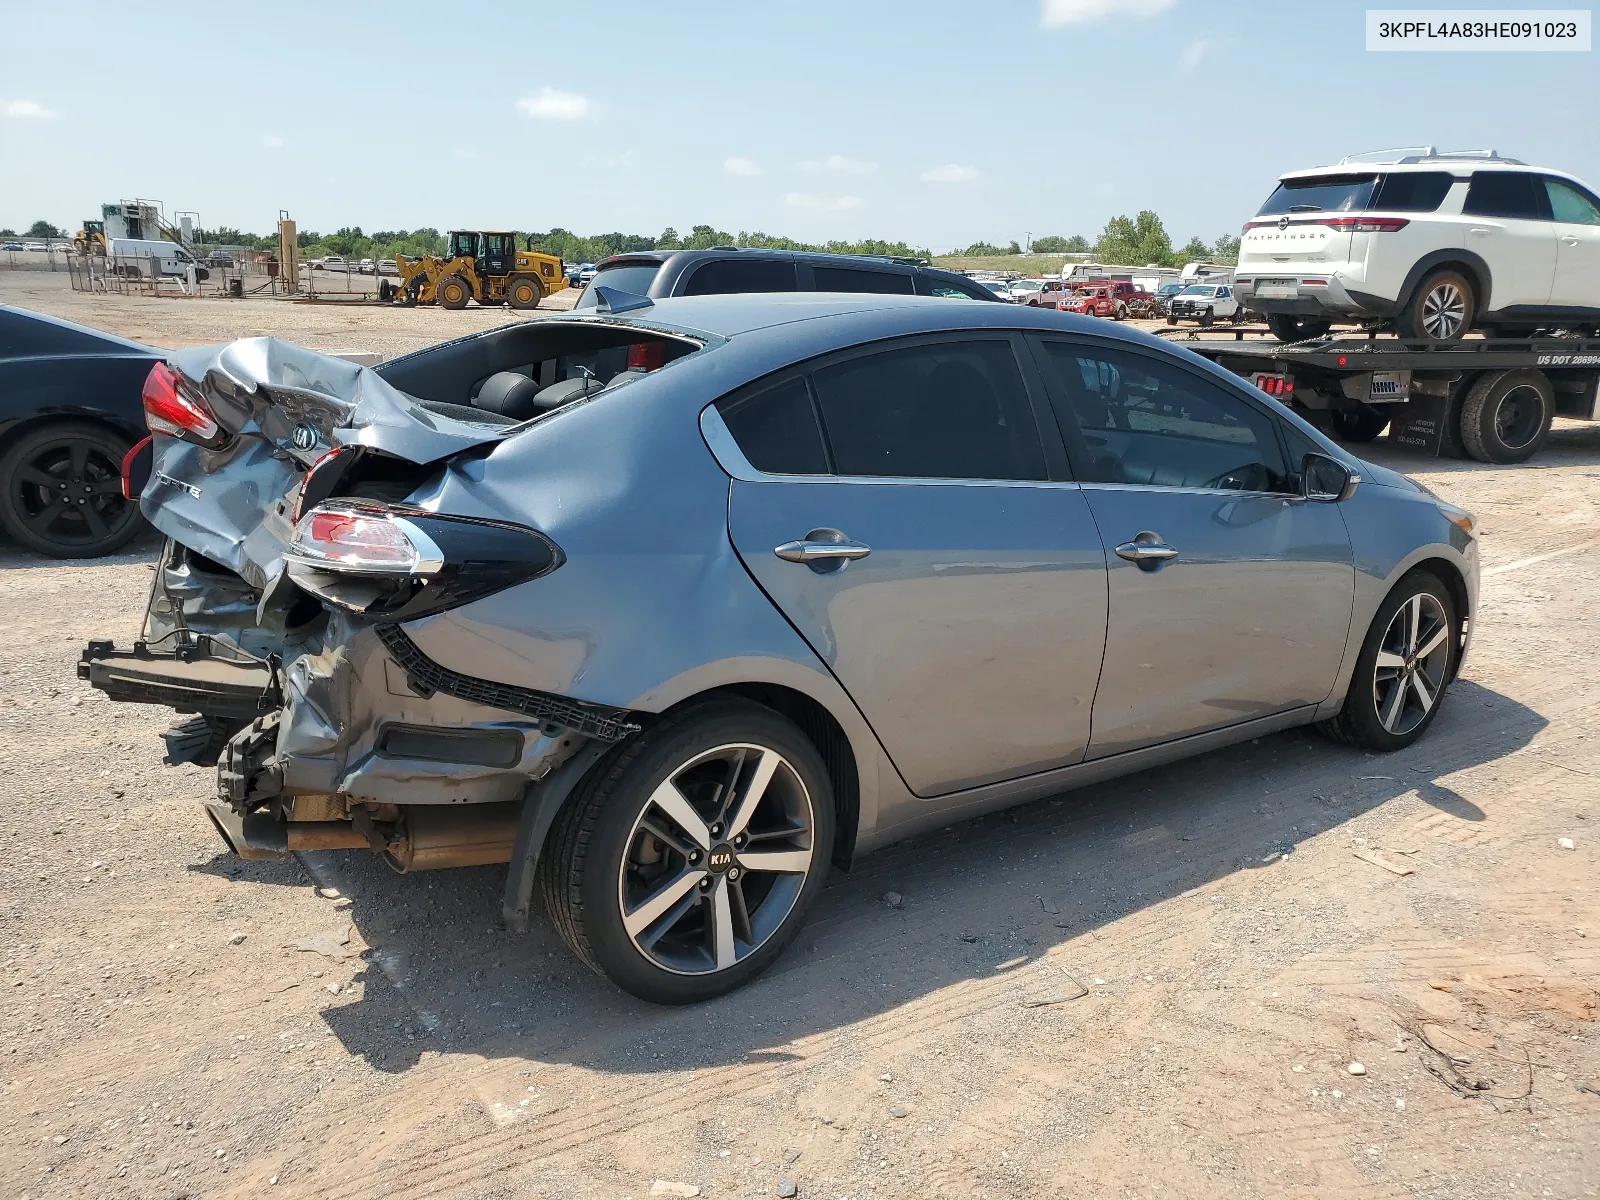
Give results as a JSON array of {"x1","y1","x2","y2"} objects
[{"x1": 81, "y1": 292, "x2": 1478, "y2": 1002}]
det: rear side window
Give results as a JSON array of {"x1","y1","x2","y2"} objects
[
  {"x1": 1544, "y1": 178, "x2": 1600, "y2": 225},
  {"x1": 917, "y1": 273, "x2": 989, "y2": 300},
  {"x1": 716, "y1": 378, "x2": 828, "y2": 474},
  {"x1": 1372, "y1": 171, "x2": 1456, "y2": 212},
  {"x1": 1256, "y1": 174, "x2": 1377, "y2": 215},
  {"x1": 810, "y1": 340, "x2": 1046, "y2": 481},
  {"x1": 1463, "y1": 172, "x2": 1550, "y2": 220},
  {"x1": 812, "y1": 266, "x2": 916, "y2": 295},
  {"x1": 682, "y1": 257, "x2": 798, "y2": 296},
  {"x1": 575, "y1": 263, "x2": 661, "y2": 307}
]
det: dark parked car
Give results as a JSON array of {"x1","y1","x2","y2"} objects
[
  {"x1": 577, "y1": 248, "x2": 1002, "y2": 306},
  {"x1": 0, "y1": 306, "x2": 156, "y2": 557},
  {"x1": 81, "y1": 294, "x2": 1477, "y2": 1003}
]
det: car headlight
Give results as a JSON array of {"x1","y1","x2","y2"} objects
[{"x1": 1436, "y1": 501, "x2": 1476, "y2": 536}]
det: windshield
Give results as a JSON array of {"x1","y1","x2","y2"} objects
[
  {"x1": 575, "y1": 263, "x2": 661, "y2": 308},
  {"x1": 1256, "y1": 173, "x2": 1378, "y2": 215},
  {"x1": 1158, "y1": 283, "x2": 1182, "y2": 295},
  {"x1": 981, "y1": 281, "x2": 1010, "y2": 293},
  {"x1": 1179, "y1": 285, "x2": 1214, "y2": 296}
]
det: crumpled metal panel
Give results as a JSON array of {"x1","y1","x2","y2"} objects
[{"x1": 142, "y1": 337, "x2": 511, "y2": 583}]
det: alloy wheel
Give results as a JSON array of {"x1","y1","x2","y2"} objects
[
  {"x1": 1420, "y1": 282, "x2": 1467, "y2": 339},
  {"x1": 1372, "y1": 593, "x2": 1450, "y2": 736},
  {"x1": 7, "y1": 435, "x2": 134, "y2": 553},
  {"x1": 617, "y1": 743, "x2": 816, "y2": 976}
]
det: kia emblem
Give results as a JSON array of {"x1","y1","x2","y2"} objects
[
  {"x1": 709, "y1": 847, "x2": 734, "y2": 870},
  {"x1": 291, "y1": 423, "x2": 319, "y2": 451}
]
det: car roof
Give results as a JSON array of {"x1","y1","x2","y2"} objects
[
  {"x1": 0, "y1": 304, "x2": 157, "y2": 358},
  {"x1": 598, "y1": 247, "x2": 936, "y2": 271},
  {"x1": 1278, "y1": 161, "x2": 1591, "y2": 187}
]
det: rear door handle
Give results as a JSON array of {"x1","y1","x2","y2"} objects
[
  {"x1": 1561, "y1": 234, "x2": 1581, "y2": 245},
  {"x1": 1115, "y1": 531, "x2": 1178, "y2": 568},
  {"x1": 1468, "y1": 227, "x2": 1491, "y2": 236},
  {"x1": 774, "y1": 532, "x2": 871, "y2": 564}
]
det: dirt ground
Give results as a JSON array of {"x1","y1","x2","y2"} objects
[{"x1": 1, "y1": 272, "x2": 1598, "y2": 1200}]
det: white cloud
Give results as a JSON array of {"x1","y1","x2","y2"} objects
[
  {"x1": 1179, "y1": 36, "x2": 1214, "y2": 73},
  {"x1": 797, "y1": 154, "x2": 878, "y2": 175},
  {"x1": 723, "y1": 156, "x2": 763, "y2": 176},
  {"x1": 516, "y1": 87, "x2": 590, "y2": 121},
  {"x1": 920, "y1": 164, "x2": 981, "y2": 184},
  {"x1": 1040, "y1": 0, "x2": 1176, "y2": 26},
  {"x1": 784, "y1": 193, "x2": 863, "y2": 212},
  {"x1": 4, "y1": 99, "x2": 58, "y2": 119},
  {"x1": 261, "y1": 134, "x2": 286, "y2": 149}
]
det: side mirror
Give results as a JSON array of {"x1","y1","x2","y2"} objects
[{"x1": 1301, "y1": 452, "x2": 1359, "y2": 502}]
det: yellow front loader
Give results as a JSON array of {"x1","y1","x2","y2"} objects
[{"x1": 380, "y1": 231, "x2": 563, "y2": 310}]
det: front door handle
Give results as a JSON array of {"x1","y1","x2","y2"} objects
[
  {"x1": 1115, "y1": 531, "x2": 1178, "y2": 569},
  {"x1": 1561, "y1": 234, "x2": 1581, "y2": 246},
  {"x1": 774, "y1": 529, "x2": 871, "y2": 566},
  {"x1": 1468, "y1": 227, "x2": 1491, "y2": 236}
]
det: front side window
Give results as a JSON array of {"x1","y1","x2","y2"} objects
[
  {"x1": 1036, "y1": 341, "x2": 1290, "y2": 493},
  {"x1": 1544, "y1": 178, "x2": 1600, "y2": 225},
  {"x1": 810, "y1": 340, "x2": 1046, "y2": 481},
  {"x1": 811, "y1": 266, "x2": 915, "y2": 295},
  {"x1": 1463, "y1": 172, "x2": 1549, "y2": 220},
  {"x1": 683, "y1": 257, "x2": 798, "y2": 296}
]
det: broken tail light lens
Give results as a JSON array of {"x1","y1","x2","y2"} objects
[
  {"x1": 627, "y1": 341, "x2": 667, "y2": 371},
  {"x1": 285, "y1": 501, "x2": 563, "y2": 622},
  {"x1": 142, "y1": 362, "x2": 224, "y2": 446}
]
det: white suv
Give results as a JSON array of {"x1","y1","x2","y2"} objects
[{"x1": 1234, "y1": 149, "x2": 1600, "y2": 342}]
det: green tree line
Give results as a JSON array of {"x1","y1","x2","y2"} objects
[{"x1": 1008, "y1": 214, "x2": 1238, "y2": 266}]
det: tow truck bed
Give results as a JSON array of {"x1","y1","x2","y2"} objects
[{"x1": 1164, "y1": 330, "x2": 1600, "y2": 462}]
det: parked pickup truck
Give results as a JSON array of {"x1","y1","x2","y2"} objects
[{"x1": 1063, "y1": 286, "x2": 1126, "y2": 319}]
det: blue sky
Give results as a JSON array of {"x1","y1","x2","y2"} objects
[{"x1": 1, "y1": 0, "x2": 1595, "y2": 250}]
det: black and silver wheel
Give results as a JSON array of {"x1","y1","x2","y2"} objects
[
  {"x1": 1396, "y1": 268, "x2": 1474, "y2": 342},
  {"x1": 541, "y1": 700, "x2": 835, "y2": 1003},
  {"x1": 0, "y1": 421, "x2": 142, "y2": 558},
  {"x1": 1458, "y1": 369, "x2": 1553, "y2": 464},
  {"x1": 1319, "y1": 570, "x2": 1458, "y2": 751}
]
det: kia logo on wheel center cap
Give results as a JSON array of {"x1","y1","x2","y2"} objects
[
  {"x1": 291, "y1": 423, "x2": 319, "y2": 451},
  {"x1": 707, "y1": 845, "x2": 735, "y2": 872}
]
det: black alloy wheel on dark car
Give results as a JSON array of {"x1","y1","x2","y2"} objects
[{"x1": 0, "y1": 421, "x2": 143, "y2": 557}]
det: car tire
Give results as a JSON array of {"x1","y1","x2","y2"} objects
[
  {"x1": 1165, "y1": 313, "x2": 1178, "y2": 326},
  {"x1": 1396, "y1": 268, "x2": 1475, "y2": 341},
  {"x1": 1329, "y1": 403, "x2": 1391, "y2": 444},
  {"x1": 540, "y1": 699, "x2": 836, "y2": 1004},
  {"x1": 1266, "y1": 314, "x2": 1332, "y2": 342},
  {"x1": 437, "y1": 274, "x2": 472, "y2": 310},
  {"x1": 506, "y1": 275, "x2": 543, "y2": 310},
  {"x1": 1113, "y1": 303, "x2": 1126, "y2": 321},
  {"x1": 1458, "y1": 369, "x2": 1553, "y2": 464},
  {"x1": 1199, "y1": 307, "x2": 1215, "y2": 327},
  {"x1": 0, "y1": 421, "x2": 144, "y2": 558},
  {"x1": 1318, "y1": 569, "x2": 1458, "y2": 752}
]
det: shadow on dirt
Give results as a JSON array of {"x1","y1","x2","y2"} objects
[{"x1": 295, "y1": 676, "x2": 1543, "y2": 1077}]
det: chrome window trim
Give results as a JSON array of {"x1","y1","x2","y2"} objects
[{"x1": 1078, "y1": 481, "x2": 1299, "y2": 500}]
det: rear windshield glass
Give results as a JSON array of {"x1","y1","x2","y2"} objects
[
  {"x1": 1256, "y1": 174, "x2": 1377, "y2": 215},
  {"x1": 575, "y1": 263, "x2": 661, "y2": 308},
  {"x1": 1372, "y1": 171, "x2": 1456, "y2": 212}
]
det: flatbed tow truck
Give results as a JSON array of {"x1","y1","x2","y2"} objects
[{"x1": 1160, "y1": 327, "x2": 1600, "y2": 464}]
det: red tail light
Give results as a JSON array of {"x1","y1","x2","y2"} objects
[
  {"x1": 1318, "y1": 216, "x2": 1410, "y2": 233},
  {"x1": 142, "y1": 362, "x2": 222, "y2": 444},
  {"x1": 627, "y1": 341, "x2": 666, "y2": 371},
  {"x1": 120, "y1": 435, "x2": 152, "y2": 500}
]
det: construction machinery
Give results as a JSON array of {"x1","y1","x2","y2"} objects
[
  {"x1": 379, "y1": 231, "x2": 563, "y2": 310},
  {"x1": 73, "y1": 220, "x2": 107, "y2": 256}
]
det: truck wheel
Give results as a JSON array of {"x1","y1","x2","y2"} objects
[
  {"x1": 1318, "y1": 569, "x2": 1458, "y2": 752},
  {"x1": 1165, "y1": 313, "x2": 1178, "y2": 325},
  {"x1": 1458, "y1": 369, "x2": 1553, "y2": 464},
  {"x1": 1329, "y1": 404, "x2": 1390, "y2": 444},
  {"x1": 0, "y1": 421, "x2": 143, "y2": 558},
  {"x1": 1266, "y1": 314, "x2": 1332, "y2": 342},
  {"x1": 1396, "y1": 268, "x2": 1474, "y2": 342},
  {"x1": 507, "y1": 275, "x2": 543, "y2": 310},
  {"x1": 539, "y1": 699, "x2": 835, "y2": 1004},
  {"x1": 1198, "y1": 307, "x2": 1214, "y2": 327},
  {"x1": 437, "y1": 275, "x2": 471, "y2": 310}
]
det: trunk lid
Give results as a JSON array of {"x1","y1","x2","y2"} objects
[{"x1": 144, "y1": 337, "x2": 515, "y2": 587}]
